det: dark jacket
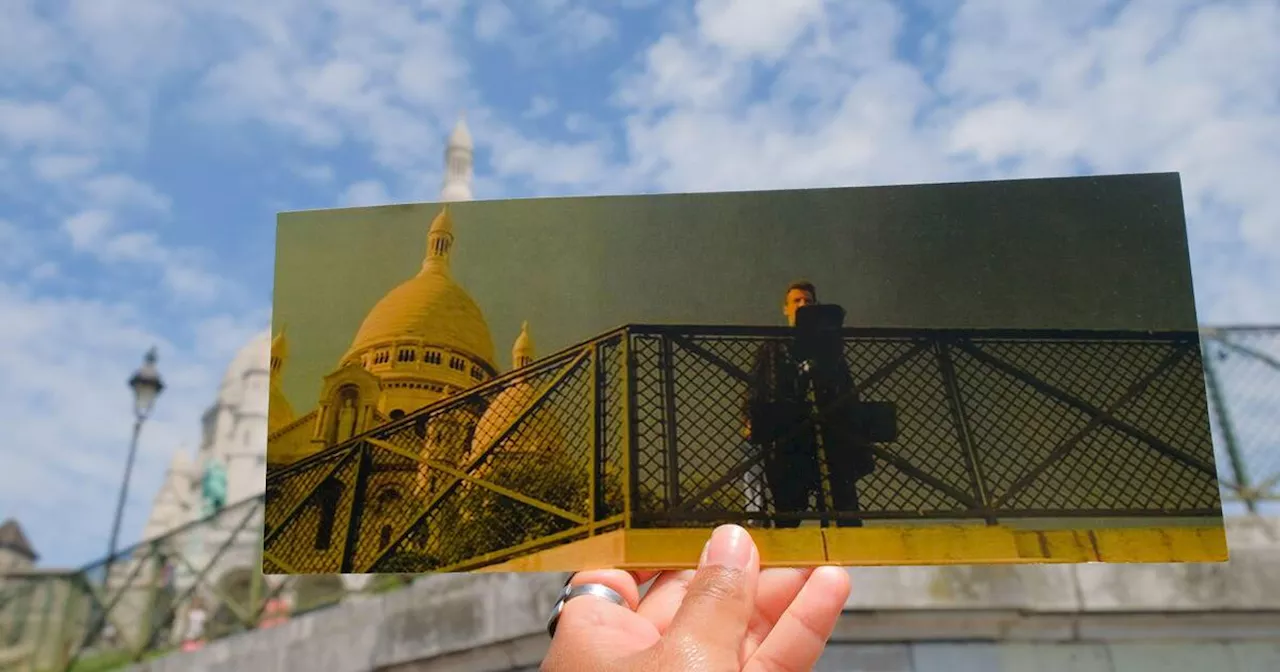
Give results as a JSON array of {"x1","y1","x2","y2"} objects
[{"x1": 742, "y1": 340, "x2": 876, "y2": 479}]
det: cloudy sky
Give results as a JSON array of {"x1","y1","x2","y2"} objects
[{"x1": 1, "y1": 0, "x2": 1278, "y2": 567}]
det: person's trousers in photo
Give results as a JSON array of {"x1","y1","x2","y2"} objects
[{"x1": 762, "y1": 445, "x2": 864, "y2": 528}]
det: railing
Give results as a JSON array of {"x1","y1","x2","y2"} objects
[
  {"x1": 261, "y1": 324, "x2": 1226, "y2": 575},
  {"x1": 0, "y1": 325, "x2": 1273, "y2": 671},
  {"x1": 1203, "y1": 326, "x2": 1280, "y2": 513},
  {"x1": 263, "y1": 328, "x2": 627, "y2": 575},
  {"x1": 0, "y1": 497, "x2": 404, "y2": 672}
]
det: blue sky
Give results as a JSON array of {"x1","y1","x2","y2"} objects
[{"x1": 1, "y1": 0, "x2": 1278, "y2": 568}]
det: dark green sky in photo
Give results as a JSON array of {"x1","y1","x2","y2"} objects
[{"x1": 273, "y1": 172, "x2": 1198, "y2": 409}]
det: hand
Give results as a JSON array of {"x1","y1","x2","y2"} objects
[{"x1": 542, "y1": 524, "x2": 851, "y2": 671}]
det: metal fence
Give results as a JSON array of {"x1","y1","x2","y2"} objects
[
  {"x1": 1203, "y1": 326, "x2": 1280, "y2": 513},
  {"x1": 264, "y1": 329, "x2": 626, "y2": 576},
  {"x1": 0, "y1": 325, "x2": 1274, "y2": 671},
  {"x1": 0, "y1": 497, "x2": 409, "y2": 672},
  {"x1": 261, "y1": 324, "x2": 1225, "y2": 575}
]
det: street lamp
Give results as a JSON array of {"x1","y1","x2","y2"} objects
[
  {"x1": 130, "y1": 348, "x2": 165, "y2": 420},
  {"x1": 104, "y1": 347, "x2": 165, "y2": 586}
]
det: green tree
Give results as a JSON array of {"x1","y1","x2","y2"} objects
[{"x1": 432, "y1": 448, "x2": 592, "y2": 566}]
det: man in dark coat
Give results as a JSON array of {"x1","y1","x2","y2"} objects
[{"x1": 741, "y1": 281, "x2": 875, "y2": 528}]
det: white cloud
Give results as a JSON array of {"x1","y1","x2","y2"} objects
[
  {"x1": 616, "y1": 34, "x2": 748, "y2": 112},
  {"x1": 28, "y1": 262, "x2": 59, "y2": 281},
  {"x1": 60, "y1": 210, "x2": 230, "y2": 303},
  {"x1": 564, "y1": 113, "x2": 600, "y2": 135},
  {"x1": 554, "y1": 6, "x2": 615, "y2": 52},
  {"x1": 0, "y1": 0, "x2": 67, "y2": 82},
  {"x1": 474, "y1": 0, "x2": 516, "y2": 42},
  {"x1": 100, "y1": 230, "x2": 166, "y2": 263},
  {"x1": 524, "y1": 95, "x2": 558, "y2": 119},
  {"x1": 480, "y1": 117, "x2": 623, "y2": 193},
  {"x1": 340, "y1": 179, "x2": 393, "y2": 206},
  {"x1": 0, "y1": 87, "x2": 133, "y2": 153},
  {"x1": 196, "y1": 51, "x2": 346, "y2": 149},
  {"x1": 31, "y1": 153, "x2": 99, "y2": 181},
  {"x1": 693, "y1": 0, "x2": 825, "y2": 62},
  {"x1": 292, "y1": 163, "x2": 336, "y2": 185},
  {"x1": 394, "y1": 39, "x2": 471, "y2": 108},
  {"x1": 2, "y1": 65, "x2": 227, "y2": 308},
  {"x1": 0, "y1": 5, "x2": 253, "y2": 331},
  {"x1": 65, "y1": 0, "x2": 193, "y2": 80},
  {"x1": 102, "y1": 233, "x2": 230, "y2": 303},
  {"x1": 300, "y1": 60, "x2": 372, "y2": 108},
  {"x1": 0, "y1": 99, "x2": 85, "y2": 149},
  {"x1": 63, "y1": 209, "x2": 115, "y2": 249},
  {"x1": 0, "y1": 218, "x2": 40, "y2": 272},
  {"x1": 82, "y1": 174, "x2": 172, "y2": 215},
  {"x1": 470, "y1": 1, "x2": 615, "y2": 64},
  {"x1": 160, "y1": 263, "x2": 229, "y2": 304},
  {"x1": 190, "y1": 3, "x2": 471, "y2": 177},
  {"x1": 192, "y1": 313, "x2": 271, "y2": 362}
]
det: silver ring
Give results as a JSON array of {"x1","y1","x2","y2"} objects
[{"x1": 546, "y1": 582, "x2": 628, "y2": 638}]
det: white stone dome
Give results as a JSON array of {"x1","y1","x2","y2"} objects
[{"x1": 217, "y1": 329, "x2": 271, "y2": 407}]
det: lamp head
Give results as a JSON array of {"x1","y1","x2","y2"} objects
[{"x1": 129, "y1": 347, "x2": 165, "y2": 420}]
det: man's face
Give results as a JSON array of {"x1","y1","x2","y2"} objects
[{"x1": 783, "y1": 288, "x2": 816, "y2": 326}]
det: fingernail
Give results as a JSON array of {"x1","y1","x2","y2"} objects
[{"x1": 702, "y1": 524, "x2": 752, "y2": 570}]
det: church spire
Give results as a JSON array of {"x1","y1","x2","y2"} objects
[
  {"x1": 267, "y1": 325, "x2": 297, "y2": 434},
  {"x1": 423, "y1": 206, "x2": 455, "y2": 274},
  {"x1": 512, "y1": 321, "x2": 534, "y2": 369},
  {"x1": 270, "y1": 326, "x2": 289, "y2": 376},
  {"x1": 441, "y1": 113, "x2": 474, "y2": 202}
]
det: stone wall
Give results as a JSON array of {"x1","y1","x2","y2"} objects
[{"x1": 126, "y1": 517, "x2": 1280, "y2": 672}]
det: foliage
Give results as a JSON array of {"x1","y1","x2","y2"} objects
[
  {"x1": 366, "y1": 574, "x2": 416, "y2": 593},
  {"x1": 429, "y1": 448, "x2": 592, "y2": 566}
]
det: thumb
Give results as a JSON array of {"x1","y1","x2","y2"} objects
[{"x1": 658, "y1": 525, "x2": 760, "y2": 670}]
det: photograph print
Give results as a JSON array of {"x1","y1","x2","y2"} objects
[{"x1": 261, "y1": 172, "x2": 1226, "y2": 575}]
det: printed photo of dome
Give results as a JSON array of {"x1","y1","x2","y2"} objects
[{"x1": 263, "y1": 172, "x2": 1227, "y2": 575}]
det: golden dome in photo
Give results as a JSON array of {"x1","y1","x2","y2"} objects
[{"x1": 340, "y1": 207, "x2": 496, "y2": 368}]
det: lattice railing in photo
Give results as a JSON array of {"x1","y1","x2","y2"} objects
[{"x1": 261, "y1": 324, "x2": 1231, "y2": 575}]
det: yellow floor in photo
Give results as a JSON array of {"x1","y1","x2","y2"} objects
[{"x1": 476, "y1": 523, "x2": 1229, "y2": 572}]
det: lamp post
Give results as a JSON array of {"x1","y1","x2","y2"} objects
[{"x1": 104, "y1": 347, "x2": 165, "y2": 587}]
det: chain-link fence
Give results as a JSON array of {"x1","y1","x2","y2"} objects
[
  {"x1": 630, "y1": 326, "x2": 1219, "y2": 526},
  {"x1": 1203, "y1": 326, "x2": 1280, "y2": 513},
  {"x1": 262, "y1": 324, "x2": 1229, "y2": 574},
  {"x1": 0, "y1": 496, "x2": 400, "y2": 672},
  {"x1": 262, "y1": 331, "x2": 626, "y2": 576}
]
